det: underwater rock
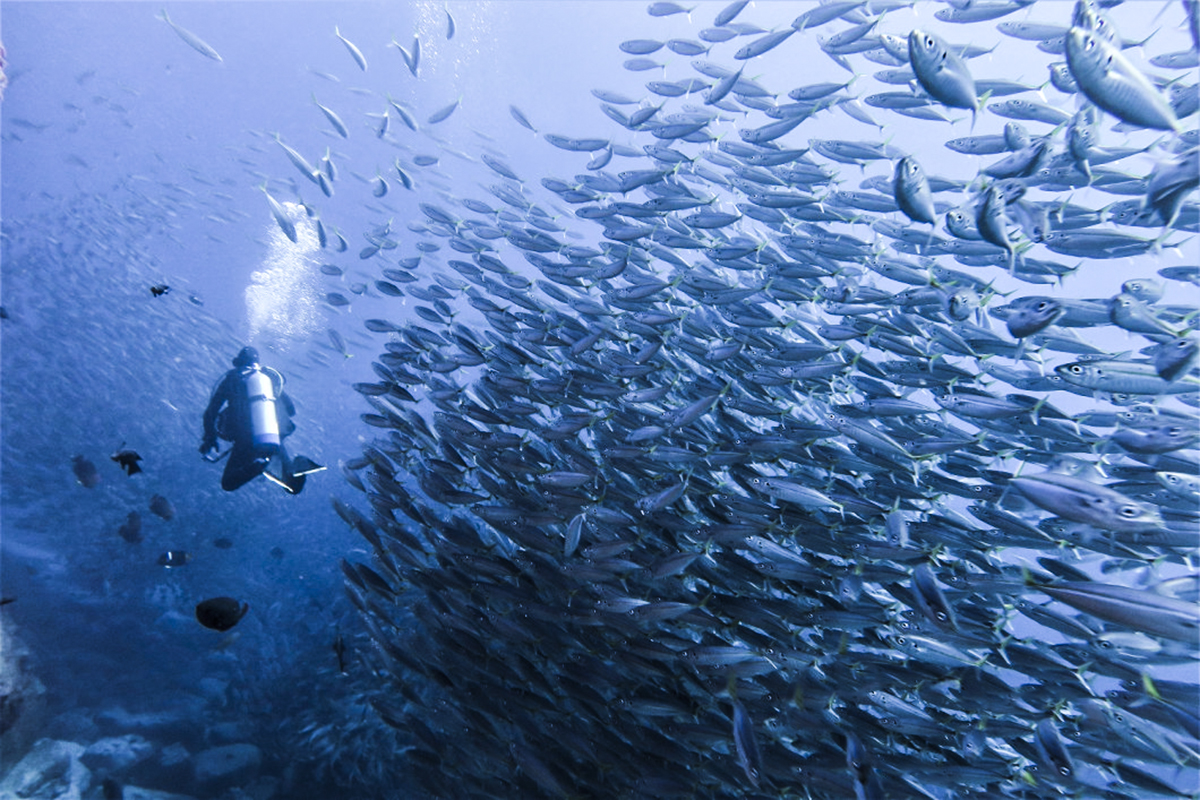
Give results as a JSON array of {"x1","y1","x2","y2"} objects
[
  {"x1": 191, "y1": 743, "x2": 261, "y2": 794},
  {"x1": 205, "y1": 721, "x2": 253, "y2": 746},
  {"x1": 80, "y1": 734, "x2": 154, "y2": 775},
  {"x1": 44, "y1": 712, "x2": 98, "y2": 745},
  {"x1": 124, "y1": 743, "x2": 192, "y2": 793},
  {"x1": 233, "y1": 775, "x2": 279, "y2": 800},
  {"x1": 0, "y1": 618, "x2": 48, "y2": 762},
  {"x1": 95, "y1": 708, "x2": 189, "y2": 739},
  {"x1": 114, "y1": 787, "x2": 197, "y2": 800},
  {"x1": 196, "y1": 678, "x2": 227, "y2": 708},
  {"x1": 0, "y1": 738, "x2": 90, "y2": 800}
]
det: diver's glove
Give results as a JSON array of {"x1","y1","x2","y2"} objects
[{"x1": 199, "y1": 436, "x2": 218, "y2": 456}]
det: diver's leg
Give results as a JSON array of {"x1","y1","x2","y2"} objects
[
  {"x1": 277, "y1": 442, "x2": 307, "y2": 494},
  {"x1": 277, "y1": 441, "x2": 293, "y2": 476},
  {"x1": 222, "y1": 443, "x2": 269, "y2": 491}
]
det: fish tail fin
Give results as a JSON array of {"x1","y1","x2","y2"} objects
[{"x1": 1020, "y1": 566, "x2": 1045, "y2": 589}]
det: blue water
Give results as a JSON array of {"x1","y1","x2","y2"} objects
[{"x1": 1, "y1": 2, "x2": 1197, "y2": 798}]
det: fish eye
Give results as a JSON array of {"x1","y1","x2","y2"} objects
[
  {"x1": 1059, "y1": 766, "x2": 1072, "y2": 776},
  {"x1": 1117, "y1": 505, "x2": 1140, "y2": 518},
  {"x1": 1068, "y1": 365, "x2": 1084, "y2": 374},
  {"x1": 1036, "y1": 302, "x2": 1048, "y2": 310}
]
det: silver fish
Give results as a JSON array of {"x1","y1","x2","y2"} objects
[
  {"x1": 1011, "y1": 471, "x2": 1164, "y2": 533},
  {"x1": 156, "y1": 9, "x2": 223, "y2": 62},
  {"x1": 908, "y1": 29, "x2": 977, "y2": 113},
  {"x1": 1065, "y1": 26, "x2": 1181, "y2": 132}
]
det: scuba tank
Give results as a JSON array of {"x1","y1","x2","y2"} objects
[{"x1": 242, "y1": 366, "x2": 281, "y2": 450}]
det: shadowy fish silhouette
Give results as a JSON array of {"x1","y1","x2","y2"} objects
[
  {"x1": 195, "y1": 599, "x2": 249, "y2": 633},
  {"x1": 195, "y1": 597, "x2": 249, "y2": 632},
  {"x1": 71, "y1": 455, "x2": 100, "y2": 488}
]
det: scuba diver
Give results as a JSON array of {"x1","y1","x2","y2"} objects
[{"x1": 199, "y1": 346, "x2": 323, "y2": 494}]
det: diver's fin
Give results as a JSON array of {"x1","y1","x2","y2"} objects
[
  {"x1": 263, "y1": 469, "x2": 300, "y2": 494},
  {"x1": 290, "y1": 456, "x2": 326, "y2": 477}
]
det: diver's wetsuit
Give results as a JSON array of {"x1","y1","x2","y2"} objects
[{"x1": 201, "y1": 365, "x2": 298, "y2": 492}]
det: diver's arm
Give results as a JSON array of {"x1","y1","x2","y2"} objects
[
  {"x1": 280, "y1": 391, "x2": 296, "y2": 417},
  {"x1": 201, "y1": 373, "x2": 232, "y2": 447}
]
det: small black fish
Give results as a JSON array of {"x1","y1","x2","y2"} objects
[
  {"x1": 213, "y1": 536, "x2": 234, "y2": 549},
  {"x1": 0, "y1": 597, "x2": 16, "y2": 607},
  {"x1": 0, "y1": 306, "x2": 8, "y2": 319},
  {"x1": 195, "y1": 597, "x2": 249, "y2": 631},
  {"x1": 270, "y1": 546, "x2": 284, "y2": 559},
  {"x1": 333, "y1": 632, "x2": 347, "y2": 673},
  {"x1": 110, "y1": 447, "x2": 143, "y2": 476},
  {"x1": 157, "y1": 550, "x2": 191, "y2": 568},
  {"x1": 149, "y1": 284, "x2": 170, "y2": 297},
  {"x1": 71, "y1": 455, "x2": 100, "y2": 488}
]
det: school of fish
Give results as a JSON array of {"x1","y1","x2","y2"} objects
[
  {"x1": 294, "y1": 0, "x2": 1200, "y2": 797},
  {"x1": 143, "y1": 0, "x2": 1200, "y2": 796}
]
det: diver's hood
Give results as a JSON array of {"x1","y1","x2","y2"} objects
[{"x1": 233, "y1": 346, "x2": 260, "y2": 367}]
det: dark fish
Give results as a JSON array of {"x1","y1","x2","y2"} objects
[
  {"x1": 148, "y1": 494, "x2": 175, "y2": 521},
  {"x1": 149, "y1": 284, "x2": 170, "y2": 297},
  {"x1": 195, "y1": 597, "x2": 249, "y2": 631},
  {"x1": 0, "y1": 598, "x2": 15, "y2": 607},
  {"x1": 213, "y1": 536, "x2": 234, "y2": 549},
  {"x1": 110, "y1": 447, "x2": 143, "y2": 476},
  {"x1": 333, "y1": 632, "x2": 347, "y2": 673},
  {"x1": 117, "y1": 511, "x2": 142, "y2": 544},
  {"x1": 71, "y1": 455, "x2": 100, "y2": 488}
]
